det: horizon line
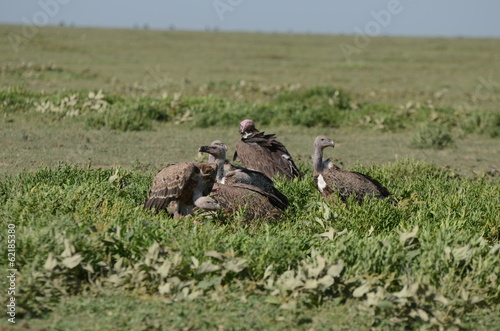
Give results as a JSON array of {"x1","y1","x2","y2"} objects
[{"x1": 1, "y1": 22, "x2": 499, "y2": 41}]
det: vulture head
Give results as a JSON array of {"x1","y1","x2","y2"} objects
[
  {"x1": 199, "y1": 143, "x2": 227, "y2": 181},
  {"x1": 206, "y1": 141, "x2": 228, "y2": 164},
  {"x1": 239, "y1": 119, "x2": 258, "y2": 137},
  {"x1": 194, "y1": 196, "x2": 220, "y2": 211},
  {"x1": 198, "y1": 143, "x2": 226, "y2": 161},
  {"x1": 314, "y1": 135, "x2": 335, "y2": 151},
  {"x1": 313, "y1": 136, "x2": 336, "y2": 172}
]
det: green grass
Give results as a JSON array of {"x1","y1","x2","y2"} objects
[
  {"x1": 0, "y1": 162, "x2": 498, "y2": 330},
  {"x1": 0, "y1": 24, "x2": 499, "y2": 330},
  {"x1": 10, "y1": 291, "x2": 370, "y2": 331}
]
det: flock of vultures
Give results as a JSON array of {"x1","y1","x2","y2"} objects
[{"x1": 143, "y1": 119, "x2": 391, "y2": 221}]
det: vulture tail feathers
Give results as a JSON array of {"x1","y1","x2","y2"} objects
[{"x1": 143, "y1": 196, "x2": 173, "y2": 213}]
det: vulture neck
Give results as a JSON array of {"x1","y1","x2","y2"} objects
[
  {"x1": 207, "y1": 151, "x2": 226, "y2": 183},
  {"x1": 313, "y1": 146, "x2": 325, "y2": 173},
  {"x1": 215, "y1": 157, "x2": 226, "y2": 183}
]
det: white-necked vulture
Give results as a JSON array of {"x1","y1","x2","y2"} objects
[
  {"x1": 233, "y1": 119, "x2": 302, "y2": 180},
  {"x1": 313, "y1": 136, "x2": 391, "y2": 203},
  {"x1": 143, "y1": 144, "x2": 225, "y2": 217},
  {"x1": 201, "y1": 140, "x2": 289, "y2": 221}
]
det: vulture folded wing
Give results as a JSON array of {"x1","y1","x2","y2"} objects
[
  {"x1": 319, "y1": 167, "x2": 390, "y2": 201},
  {"x1": 223, "y1": 167, "x2": 272, "y2": 189},
  {"x1": 222, "y1": 165, "x2": 289, "y2": 209},
  {"x1": 350, "y1": 171, "x2": 391, "y2": 198},
  {"x1": 144, "y1": 162, "x2": 199, "y2": 211},
  {"x1": 212, "y1": 183, "x2": 284, "y2": 221},
  {"x1": 230, "y1": 182, "x2": 288, "y2": 211},
  {"x1": 234, "y1": 138, "x2": 300, "y2": 180}
]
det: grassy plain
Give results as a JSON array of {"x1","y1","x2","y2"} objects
[
  {"x1": 0, "y1": 24, "x2": 499, "y2": 330},
  {"x1": 1, "y1": 25, "x2": 499, "y2": 176},
  {"x1": 1, "y1": 24, "x2": 499, "y2": 109}
]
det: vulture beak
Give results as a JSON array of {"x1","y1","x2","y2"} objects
[{"x1": 198, "y1": 146, "x2": 210, "y2": 153}]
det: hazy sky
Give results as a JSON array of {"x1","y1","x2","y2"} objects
[{"x1": 1, "y1": 0, "x2": 499, "y2": 38}]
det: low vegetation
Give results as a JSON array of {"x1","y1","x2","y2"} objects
[
  {"x1": 1, "y1": 159, "x2": 498, "y2": 329},
  {"x1": 2, "y1": 85, "x2": 499, "y2": 140}
]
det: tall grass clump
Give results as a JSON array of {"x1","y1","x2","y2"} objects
[
  {"x1": 0, "y1": 87, "x2": 37, "y2": 113},
  {"x1": 410, "y1": 122, "x2": 455, "y2": 149},
  {"x1": 85, "y1": 103, "x2": 156, "y2": 131},
  {"x1": 459, "y1": 110, "x2": 500, "y2": 138}
]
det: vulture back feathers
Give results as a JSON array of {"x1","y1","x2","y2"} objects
[
  {"x1": 212, "y1": 183, "x2": 286, "y2": 222},
  {"x1": 143, "y1": 144, "x2": 225, "y2": 217},
  {"x1": 233, "y1": 119, "x2": 302, "y2": 180},
  {"x1": 313, "y1": 135, "x2": 391, "y2": 203}
]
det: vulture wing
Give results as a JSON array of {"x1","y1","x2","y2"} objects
[
  {"x1": 349, "y1": 171, "x2": 391, "y2": 199},
  {"x1": 319, "y1": 166, "x2": 390, "y2": 202},
  {"x1": 230, "y1": 182, "x2": 288, "y2": 211},
  {"x1": 144, "y1": 162, "x2": 201, "y2": 212},
  {"x1": 234, "y1": 132, "x2": 301, "y2": 180},
  {"x1": 212, "y1": 183, "x2": 285, "y2": 221},
  {"x1": 222, "y1": 167, "x2": 289, "y2": 209}
]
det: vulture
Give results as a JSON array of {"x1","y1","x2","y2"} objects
[
  {"x1": 201, "y1": 141, "x2": 289, "y2": 221},
  {"x1": 143, "y1": 144, "x2": 226, "y2": 217},
  {"x1": 233, "y1": 119, "x2": 302, "y2": 180},
  {"x1": 208, "y1": 140, "x2": 289, "y2": 210},
  {"x1": 313, "y1": 136, "x2": 391, "y2": 203}
]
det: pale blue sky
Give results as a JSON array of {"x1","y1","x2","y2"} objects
[{"x1": 1, "y1": 0, "x2": 499, "y2": 38}]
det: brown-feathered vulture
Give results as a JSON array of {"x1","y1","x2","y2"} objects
[
  {"x1": 208, "y1": 140, "x2": 289, "y2": 210},
  {"x1": 201, "y1": 140, "x2": 289, "y2": 221},
  {"x1": 233, "y1": 119, "x2": 302, "y2": 180},
  {"x1": 143, "y1": 144, "x2": 225, "y2": 217},
  {"x1": 313, "y1": 136, "x2": 391, "y2": 203}
]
